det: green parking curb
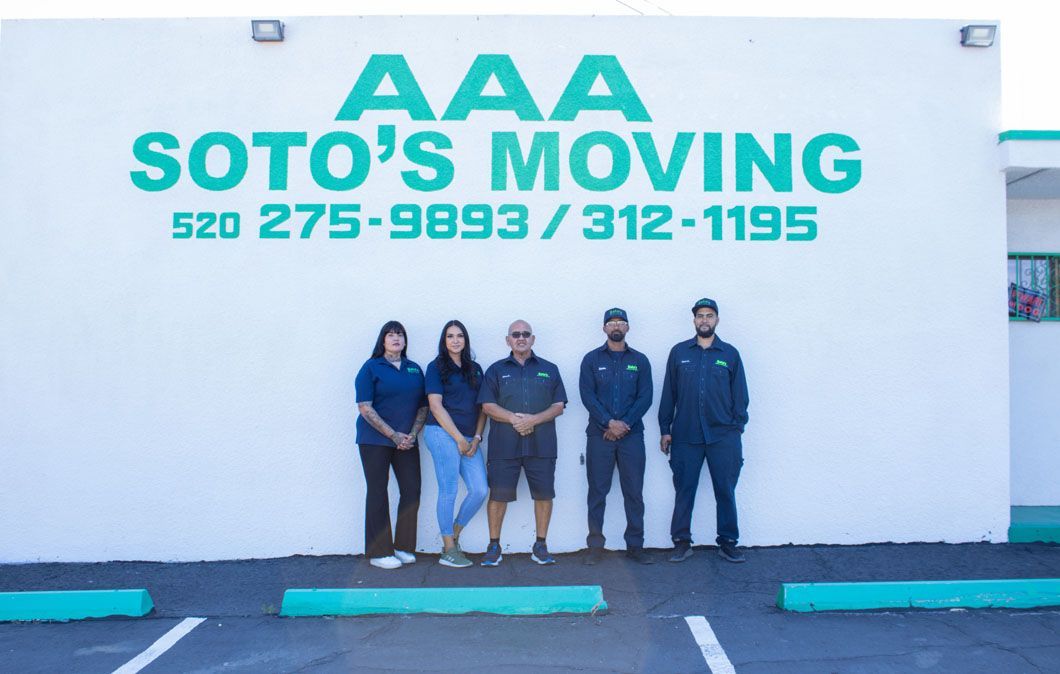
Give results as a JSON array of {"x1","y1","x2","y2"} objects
[
  {"x1": 1009, "y1": 506, "x2": 1060, "y2": 543},
  {"x1": 777, "y1": 579, "x2": 1060, "y2": 612},
  {"x1": 280, "y1": 585, "x2": 607, "y2": 617},
  {"x1": 0, "y1": 589, "x2": 154, "y2": 622}
]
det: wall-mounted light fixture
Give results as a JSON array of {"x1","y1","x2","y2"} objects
[
  {"x1": 960, "y1": 24, "x2": 996, "y2": 47},
  {"x1": 251, "y1": 20, "x2": 284, "y2": 42}
]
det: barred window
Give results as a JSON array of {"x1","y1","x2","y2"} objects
[{"x1": 1008, "y1": 253, "x2": 1060, "y2": 321}]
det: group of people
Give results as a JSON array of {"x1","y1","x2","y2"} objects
[{"x1": 353, "y1": 298, "x2": 750, "y2": 570}]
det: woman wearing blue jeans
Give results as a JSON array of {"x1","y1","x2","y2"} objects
[{"x1": 422, "y1": 320, "x2": 488, "y2": 568}]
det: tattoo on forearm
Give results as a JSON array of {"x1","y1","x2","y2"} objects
[
  {"x1": 410, "y1": 406, "x2": 428, "y2": 436},
  {"x1": 359, "y1": 404, "x2": 395, "y2": 439}
]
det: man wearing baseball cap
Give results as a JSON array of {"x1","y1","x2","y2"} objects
[
  {"x1": 658, "y1": 298, "x2": 750, "y2": 563},
  {"x1": 578, "y1": 308, "x2": 654, "y2": 565}
]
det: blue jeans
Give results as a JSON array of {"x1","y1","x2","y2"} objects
[
  {"x1": 669, "y1": 431, "x2": 743, "y2": 545},
  {"x1": 423, "y1": 424, "x2": 488, "y2": 536}
]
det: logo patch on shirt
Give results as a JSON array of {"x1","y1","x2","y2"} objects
[
  {"x1": 597, "y1": 366, "x2": 607, "y2": 371},
  {"x1": 626, "y1": 364, "x2": 639, "y2": 372},
  {"x1": 714, "y1": 360, "x2": 728, "y2": 368},
  {"x1": 536, "y1": 372, "x2": 550, "y2": 378},
  {"x1": 679, "y1": 359, "x2": 691, "y2": 364},
  {"x1": 501, "y1": 374, "x2": 512, "y2": 379},
  {"x1": 406, "y1": 367, "x2": 421, "y2": 374}
]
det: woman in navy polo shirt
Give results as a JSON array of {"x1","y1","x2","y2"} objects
[
  {"x1": 422, "y1": 320, "x2": 488, "y2": 568},
  {"x1": 355, "y1": 321, "x2": 427, "y2": 570}
]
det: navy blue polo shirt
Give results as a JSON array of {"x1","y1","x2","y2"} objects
[
  {"x1": 578, "y1": 343, "x2": 653, "y2": 435},
  {"x1": 354, "y1": 356, "x2": 426, "y2": 447},
  {"x1": 424, "y1": 359, "x2": 483, "y2": 437},
  {"x1": 658, "y1": 336, "x2": 749, "y2": 444},
  {"x1": 477, "y1": 352, "x2": 568, "y2": 458}
]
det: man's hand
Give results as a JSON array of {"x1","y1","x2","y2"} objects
[
  {"x1": 512, "y1": 412, "x2": 537, "y2": 436},
  {"x1": 659, "y1": 434, "x2": 672, "y2": 455},
  {"x1": 607, "y1": 419, "x2": 630, "y2": 440},
  {"x1": 603, "y1": 429, "x2": 617, "y2": 441}
]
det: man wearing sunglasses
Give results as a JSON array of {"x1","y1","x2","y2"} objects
[
  {"x1": 659, "y1": 298, "x2": 750, "y2": 564},
  {"x1": 579, "y1": 308, "x2": 654, "y2": 565},
  {"x1": 477, "y1": 320, "x2": 568, "y2": 566}
]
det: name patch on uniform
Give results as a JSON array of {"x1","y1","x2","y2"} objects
[
  {"x1": 501, "y1": 374, "x2": 512, "y2": 379},
  {"x1": 597, "y1": 366, "x2": 607, "y2": 371},
  {"x1": 679, "y1": 359, "x2": 691, "y2": 364},
  {"x1": 626, "y1": 364, "x2": 639, "y2": 371},
  {"x1": 407, "y1": 367, "x2": 421, "y2": 374},
  {"x1": 536, "y1": 372, "x2": 550, "y2": 378},
  {"x1": 714, "y1": 360, "x2": 728, "y2": 368}
]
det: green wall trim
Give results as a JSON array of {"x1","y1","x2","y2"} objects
[
  {"x1": 1009, "y1": 506, "x2": 1060, "y2": 543},
  {"x1": 280, "y1": 585, "x2": 607, "y2": 617},
  {"x1": 776, "y1": 579, "x2": 1060, "y2": 612},
  {"x1": 999, "y1": 130, "x2": 1060, "y2": 142},
  {"x1": 0, "y1": 589, "x2": 154, "y2": 622}
]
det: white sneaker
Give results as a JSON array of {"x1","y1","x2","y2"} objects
[
  {"x1": 369, "y1": 555, "x2": 402, "y2": 569},
  {"x1": 393, "y1": 550, "x2": 416, "y2": 564}
]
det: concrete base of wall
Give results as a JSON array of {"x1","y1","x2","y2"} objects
[{"x1": 1009, "y1": 506, "x2": 1060, "y2": 543}]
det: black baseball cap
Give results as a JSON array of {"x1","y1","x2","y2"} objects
[
  {"x1": 603, "y1": 307, "x2": 629, "y2": 324},
  {"x1": 691, "y1": 298, "x2": 719, "y2": 314}
]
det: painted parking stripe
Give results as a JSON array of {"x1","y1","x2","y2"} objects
[
  {"x1": 112, "y1": 617, "x2": 206, "y2": 674},
  {"x1": 684, "y1": 616, "x2": 735, "y2": 674}
]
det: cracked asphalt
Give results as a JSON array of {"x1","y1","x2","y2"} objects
[{"x1": 1, "y1": 542, "x2": 1058, "y2": 672}]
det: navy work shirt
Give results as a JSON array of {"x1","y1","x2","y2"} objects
[
  {"x1": 578, "y1": 344, "x2": 653, "y2": 435},
  {"x1": 354, "y1": 356, "x2": 426, "y2": 447},
  {"x1": 658, "y1": 336, "x2": 749, "y2": 445},
  {"x1": 424, "y1": 359, "x2": 483, "y2": 438},
  {"x1": 477, "y1": 352, "x2": 567, "y2": 458}
]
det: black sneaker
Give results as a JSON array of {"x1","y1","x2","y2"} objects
[
  {"x1": 531, "y1": 541, "x2": 556, "y2": 565},
  {"x1": 583, "y1": 547, "x2": 604, "y2": 565},
  {"x1": 718, "y1": 541, "x2": 746, "y2": 563},
  {"x1": 669, "y1": 541, "x2": 693, "y2": 563},
  {"x1": 481, "y1": 541, "x2": 502, "y2": 567},
  {"x1": 626, "y1": 547, "x2": 655, "y2": 565}
]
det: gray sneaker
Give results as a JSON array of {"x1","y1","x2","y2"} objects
[
  {"x1": 439, "y1": 547, "x2": 472, "y2": 568},
  {"x1": 669, "y1": 541, "x2": 693, "y2": 563}
]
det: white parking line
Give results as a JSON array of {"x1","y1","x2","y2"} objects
[
  {"x1": 111, "y1": 617, "x2": 206, "y2": 674},
  {"x1": 684, "y1": 615, "x2": 736, "y2": 674}
]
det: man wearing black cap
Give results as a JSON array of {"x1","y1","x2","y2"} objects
[
  {"x1": 659, "y1": 298, "x2": 749, "y2": 563},
  {"x1": 578, "y1": 308, "x2": 654, "y2": 565}
]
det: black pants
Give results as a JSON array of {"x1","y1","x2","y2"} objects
[
  {"x1": 358, "y1": 444, "x2": 421, "y2": 558},
  {"x1": 669, "y1": 431, "x2": 743, "y2": 546},
  {"x1": 586, "y1": 432, "x2": 646, "y2": 550}
]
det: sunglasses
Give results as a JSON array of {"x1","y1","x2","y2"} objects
[{"x1": 509, "y1": 331, "x2": 532, "y2": 339}]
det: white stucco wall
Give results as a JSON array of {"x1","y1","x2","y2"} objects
[
  {"x1": 0, "y1": 16, "x2": 1009, "y2": 562},
  {"x1": 1007, "y1": 198, "x2": 1060, "y2": 506}
]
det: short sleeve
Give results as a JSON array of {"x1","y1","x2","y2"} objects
[
  {"x1": 551, "y1": 367, "x2": 568, "y2": 405},
  {"x1": 476, "y1": 365, "x2": 499, "y2": 405},
  {"x1": 424, "y1": 361, "x2": 443, "y2": 395},
  {"x1": 354, "y1": 360, "x2": 375, "y2": 403}
]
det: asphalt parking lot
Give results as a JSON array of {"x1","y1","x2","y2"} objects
[{"x1": 2, "y1": 542, "x2": 1058, "y2": 673}]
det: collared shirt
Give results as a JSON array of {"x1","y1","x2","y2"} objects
[
  {"x1": 354, "y1": 356, "x2": 426, "y2": 447},
  {"x1": 477, "y1": 351, "x2": 568, "y2": 458},
  {"x1": 658, "y1": 336, "x2": 749, "y2": 444},
  {"x1": 578, "y1": 343, "x2": 653, "y2": 435},
  {"x1": 424, "y1": 359, "x2": 483, "y2": 438}
]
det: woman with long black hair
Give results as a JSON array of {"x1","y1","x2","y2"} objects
[
  {"x1": 422, "y1": 320, "x2": 488, "y2": 568},
  {"x1": 355, "y1": 321, "x2": 427, "y2": 570}
]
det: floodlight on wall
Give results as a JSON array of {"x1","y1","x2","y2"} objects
[
  {"x1": 251, "y1": 20, "x2": 284, "y2": 42},
  {"x1": 960, "y1": 24, "x2": 996, "y2": 47}
]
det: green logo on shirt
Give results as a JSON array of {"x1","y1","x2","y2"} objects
[
  {"x1": 714, "y1": 360, "x2": 728, "y2": 368},
  {"x1": 626, "y1": 364, "x2": 639, "y2": 371},
  {"x1": 536, "y1": 372, "x2": 550, "y2": 378},
  {"x1": 407, "y1": 367, "x2": 421, "y2": 374}
]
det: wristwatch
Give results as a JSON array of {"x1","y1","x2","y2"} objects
[{"x1": 473, "y1": 434, "x2": 483, "y2": 441}]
